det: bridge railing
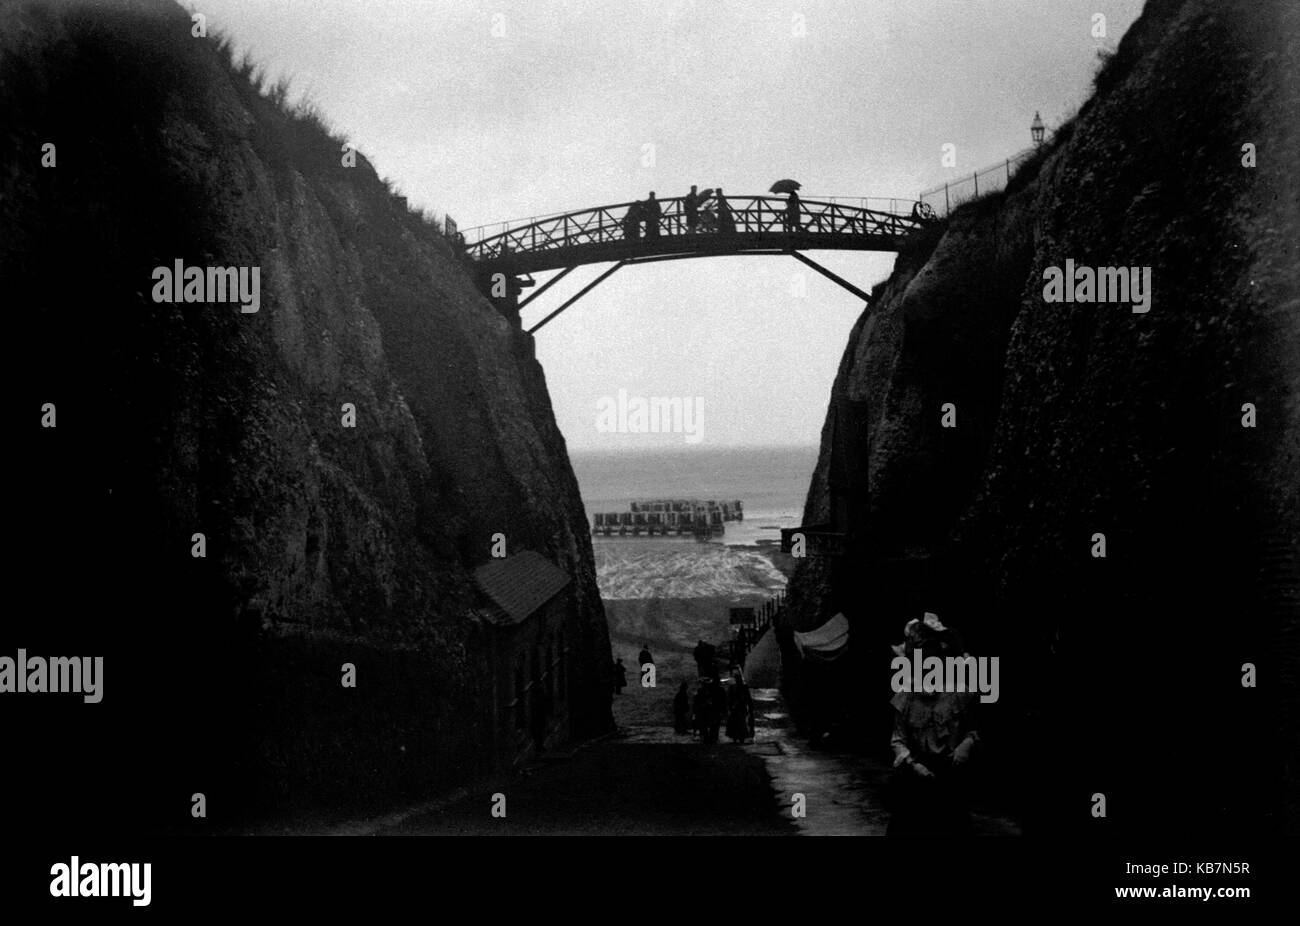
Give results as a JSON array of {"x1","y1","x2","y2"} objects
[
  {"x1": 460, "y1": 196, "x2": 918, "y2": 245},
  {"x1": 799, "y1": 196, "x2": 917, "y2": 215},
  {"x1": 463, "y1": 195, "x2": 929, "y2": 263}
]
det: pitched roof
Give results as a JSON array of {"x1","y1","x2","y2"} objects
[{"x1": 473, "y1": 550, "x2": 571, "y2": 626}]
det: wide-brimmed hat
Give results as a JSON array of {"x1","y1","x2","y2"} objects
[{"x1": 892, "y1": 613, "x2": 965, "y2": 657}]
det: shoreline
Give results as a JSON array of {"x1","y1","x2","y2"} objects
[
  {"x1": 598, "y1": 536, "x2": 793, "y2": 679},
  {"x1": 593, "y1": 536, "x2": 796, "y2": 579}
]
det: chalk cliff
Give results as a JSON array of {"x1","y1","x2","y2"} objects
[
  {"x1": 784, "y1": 0, "x2": 1299, "y2": 836},
  {"x1": 2, "y1": 0, "x2": 612, "y2": 831}
]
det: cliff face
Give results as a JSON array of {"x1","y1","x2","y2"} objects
[
  {"x1": 787, "y1": 0, "x2": 1299, "y2": 835},
  {"x1": 2, "y1": 0, "x2": 611, "y2": 830}
]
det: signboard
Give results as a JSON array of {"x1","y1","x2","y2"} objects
[
  {"x1": 444, "y1": 216, "x2": 458, "y2": 239},
  {"x1": 729, "y1": 607, "x2": 756, "y2": 625}
]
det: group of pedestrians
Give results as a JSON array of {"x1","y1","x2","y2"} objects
[
  {"x1": 687, "y1": 639, "x2": 753, "y2": 744},
  {"x1": 610, "y1": 608, "x2": 983, "y2": 834},
  {"x1": 675, "y1": 669, "x2": 754, "y2": 745},
  {"x1": 622, "y1": 194, "x2": 661, "y2": 240},
  {"x1": 624, "y1": 185, "x2": 804, "y2": 240},
  {"x1": 681, "y1": 185, "x2": 736, "y2": 235},
  {"x1": 610, "y1": 639, "x2": 755, "y2": 745}
]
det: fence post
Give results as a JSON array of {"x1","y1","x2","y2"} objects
[
  {"x1": 973, "y1": 171, "x2": 979, "y2": 197},
  {"x1": 944, "y1": 183, "x2": 950, "y2": 216}
]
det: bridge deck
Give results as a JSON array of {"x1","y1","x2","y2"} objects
[{"x1": 464, "y1": 194, "x2": 932, "y2": 276}]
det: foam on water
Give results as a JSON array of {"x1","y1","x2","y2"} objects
[{"x1": 594, "y1": 540, "x2": 787, "y2": 599}]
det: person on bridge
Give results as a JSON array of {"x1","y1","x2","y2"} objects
[
  {"x1": 783, "y1": 190, "x2": 802, "y2": 232},
  {"x1": 684, "y1": 185, "x2": 703, "y2": 232},
  {"x1": 714, "y1": 188, "x2": 735, "y2": 234},
  {"x1": 643, "y1": 192, "x2": 661, "y2": 238},
  {"x1": 622, "y1": 201, "x2": 643, "y2": 241}
]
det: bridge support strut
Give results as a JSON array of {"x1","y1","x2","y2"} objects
[
  {"x1": 518, "y1": 265, "x2": 577, "y2": 311},
  {"x1": 787, "y1": 251, "x2": 873, "y2": 304},
  {"x1": 527, "y1": 262, "x2": 626, "y2": 334}
]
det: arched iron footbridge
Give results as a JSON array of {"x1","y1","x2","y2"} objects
[{"x1": 460, "y1": 194, "x2": 939, "y2": 334}]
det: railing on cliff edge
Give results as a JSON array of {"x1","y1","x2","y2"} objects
[{"x1": 917, "y1": 147, "x2": 1043, "y2": 218}]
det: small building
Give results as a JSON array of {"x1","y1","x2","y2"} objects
[{"x1": 474, "y1": 551, "x2": 574, "y2": 765}]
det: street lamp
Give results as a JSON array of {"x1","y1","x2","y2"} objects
[{"x1": 1031, "y1": 111, "x2": 1046, "y2": 147}]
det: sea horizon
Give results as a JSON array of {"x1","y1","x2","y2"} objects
[{"x1": 570, "y1": 443, "x2": 819, "y2": 548}]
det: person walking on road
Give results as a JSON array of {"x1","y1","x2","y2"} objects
[
  {"x1": 695, "y1": 677, "x2": 724, "y2": 744},
  {"x1": 887, "y1": 615, "x2": 980, "y2": 835},
  {"x1": 612, "y1": 657, "x2": 628, "y2": 695},
  {"x1": 726, "y1": 668, "x2": 755, "y2": 743},
  {"x1": 674, "y1": 680, "x2": 692, "y2": 734},
  {"x1": 693, "y1": 640, "x2": 715, "y2": 678}
]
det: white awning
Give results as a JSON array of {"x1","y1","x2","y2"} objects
[{"x1": 794, "y1": 612, "x2": 850, "y2": 661}]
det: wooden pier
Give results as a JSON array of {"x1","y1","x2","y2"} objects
[{"x1": 593, "y1": 498, "x2": 743, "y2": 537}]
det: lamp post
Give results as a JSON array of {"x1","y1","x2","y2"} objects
[{"x1": 1031, "y1": 111, "x2": 1046, "y2": 147}]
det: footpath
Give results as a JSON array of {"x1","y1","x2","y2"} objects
[{"x1": 289, "y1": 627, "x2": 1018, "y2": 836}]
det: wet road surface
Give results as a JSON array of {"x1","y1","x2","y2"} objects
[{"x1": 373, "y1": 630, "x2": 1018, "y2": 836}]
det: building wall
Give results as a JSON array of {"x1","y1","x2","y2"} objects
[{"x1": 491, "y1": 594, "x2": 575, "y2": 765}]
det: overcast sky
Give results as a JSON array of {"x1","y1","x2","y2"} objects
[{"x1": 192, "y1": 0, "x2": 1145, "y2": 451}]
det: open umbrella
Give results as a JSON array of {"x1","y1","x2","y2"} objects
[{"x1": 769, "y1": 179, "x2": 801, "y2": 194}]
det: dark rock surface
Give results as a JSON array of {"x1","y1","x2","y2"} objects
[
  {"x1": 2, "y1": 0, "x2": 612, "y2": 832},
  {"x1": 784, "y1": 0, "x2": 1299, "y2": 836}
]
